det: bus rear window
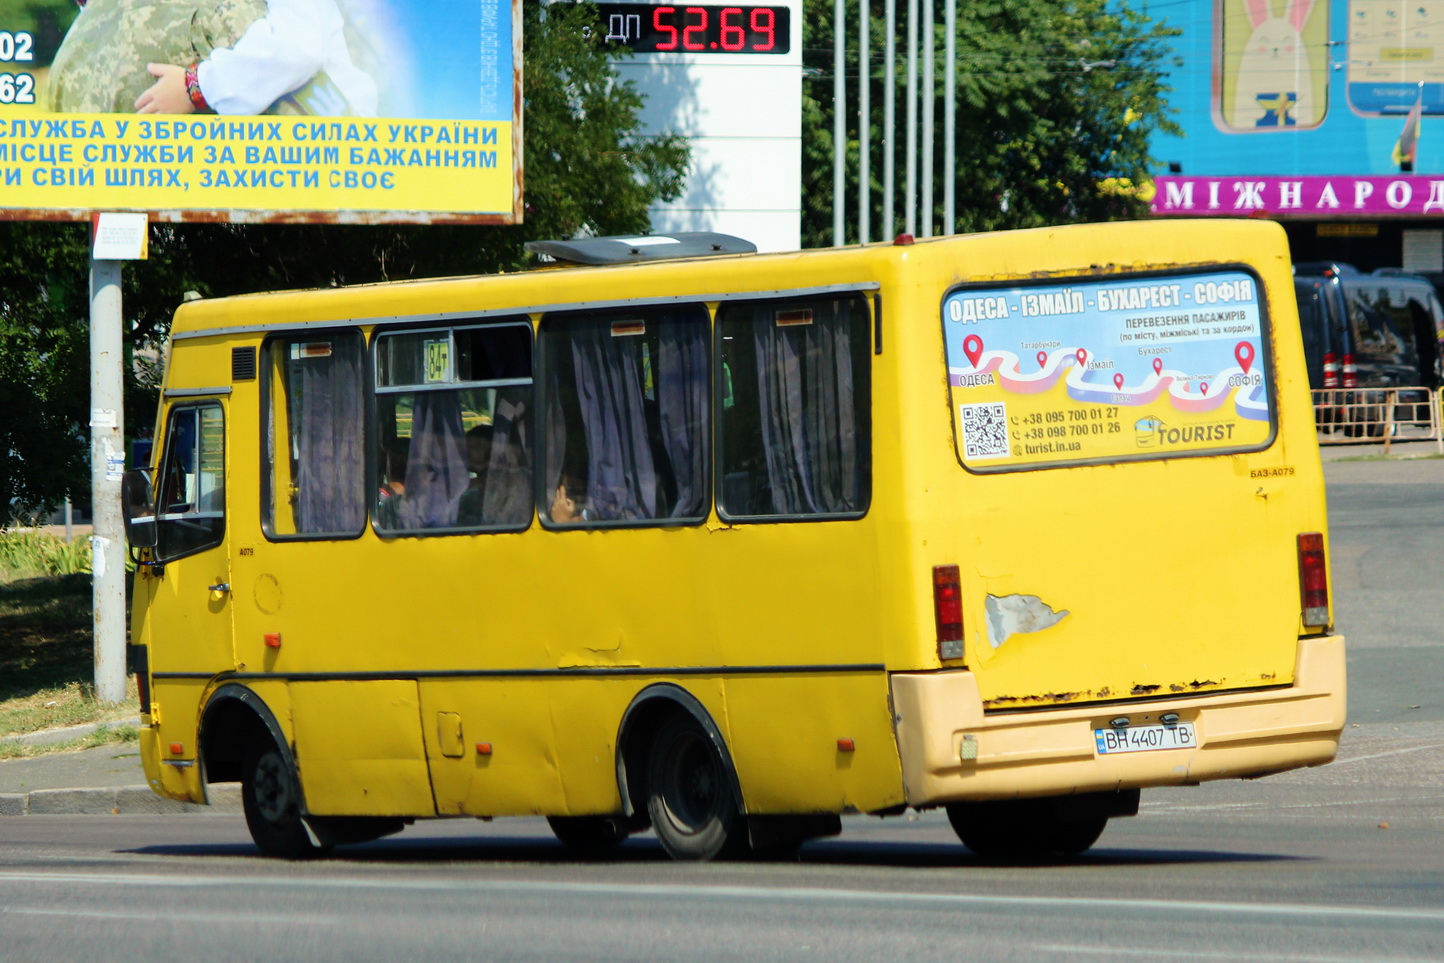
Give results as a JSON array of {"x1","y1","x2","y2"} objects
[{"x1": 942, "y1": 271, "x2": 1275, "y2": 472}]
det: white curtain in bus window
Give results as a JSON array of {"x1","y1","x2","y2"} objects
[
  {"x1": 716, "y1": 294, "x2": 871, "y2": 519},
  {"x1": 266, "y1": 333, "x2": 366, "y2": 537},
  {"x1": 374, "y1": 323, "x2": 532, "y2": 533},
  {"x1": 156, "y1": 403, "x2": 225, "y2": 560},
  {"x1": 540, "y1": 305, "x2": 708, "y2": 525}
]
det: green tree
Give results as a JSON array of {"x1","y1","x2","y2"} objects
[
  {"x1": 802, "y1": 0, "x2": 1181, "y2": 247},
  {"x1": 0, "y1": 1, "x2": 690, "y2": 523}
]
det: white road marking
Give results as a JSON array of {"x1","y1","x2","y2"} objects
[
  {"x1": 3, "y1": 906, "x2": 330, "y2": 925},
  {"x1": 0, "y1": 871, "x2": 1440, "y2": 923}
]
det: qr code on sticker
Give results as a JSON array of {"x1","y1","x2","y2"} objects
[{"x1": 960, "y1": 402, "x2": 1010, "y2": 459}]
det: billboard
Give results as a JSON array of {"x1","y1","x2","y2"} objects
[
  {"x1": 1149, "y1": 0, "x2": 1444, "y2": 216},
  {"x1": 0, "y1": 0, "x2": 520, "y2": 222}
]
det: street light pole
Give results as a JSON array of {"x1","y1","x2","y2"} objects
[{"x1": 89, "y1": 256, "x2": 127, "y2": 703}]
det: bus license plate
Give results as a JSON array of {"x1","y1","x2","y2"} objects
[{"x1": 1094, "y1": 722, "x2": 1196, "y2": 754}]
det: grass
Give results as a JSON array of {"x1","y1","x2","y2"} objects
[
  {"x1": 0, "y1": 723, "x2": 140, "y2": 761},
  {"x1": 0, "y1": 544, "x2": 140, "y2": 754}
]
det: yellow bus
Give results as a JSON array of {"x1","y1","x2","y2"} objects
[{"x1": 123, "y1": 219, "x2": 1345, "y2": 861}]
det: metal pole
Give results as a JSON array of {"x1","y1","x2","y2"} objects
[
  {"x1": 905, "y1": 0, "x2": 918, "y2": 236},
  {"x1": 883, "y1": 0, "x2": 896, "y2": 239},
  {"x1": 921, "y1": 0, "x2": 934, "y2": 237},
  {"x1": 944, "y1": 0, "x2": 956, "y2": 235},
  {"x1": 90, "y1": 257, "x2": 127, "y2": 703},
  {"x1": 859, "y1": 0, "x2": 871, "y2": 245},
  {"x1": 834, "y1": 0, "x2": 846, "y2": 247}
]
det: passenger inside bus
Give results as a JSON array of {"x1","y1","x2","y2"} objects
[
  {"x1": 375, "y1": 437, "x2": 409, "y2": 528},
  {"x1": 547, "y1": 471, "x2": 588, "y2": 524},
  {"x1": 456, "y1": 396, "x2": 532, "y2": 527},
  {"x1": 456, "y1": 424, "x2": 493, "y2": 525}
]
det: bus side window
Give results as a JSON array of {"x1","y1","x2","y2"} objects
[
  {"x1": 155, "y1": 403, "x2": 226, "y2": 561},
  {"x1": 264, "y1": 332, "x2": 367, "y2": 538},
  {"x1": 716, "y1": 294, "x2": 872, "y2": 520},
  {"x1": 539, "y1": 305, "x2": 709, "y2": 526}
]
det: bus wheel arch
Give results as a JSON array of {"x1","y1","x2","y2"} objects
[
  {"x1": 616, "y1": 684, "x2": 747, "y2": 861},
  {"x1": 200, "y1": 685, "x2": 326, "y2": 859},
  {"x1": 199, "y1": 684, "x2": 292, "y2": 787},
  {"x1": 200, "y1": 685, "x2": 405, "y2": 857}
]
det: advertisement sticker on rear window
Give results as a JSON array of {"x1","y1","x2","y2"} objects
[{"x1": 943, "y1": 271, "x2": 1273, "y2": 470}]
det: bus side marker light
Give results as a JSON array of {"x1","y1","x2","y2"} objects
[
  {"x1": 169, "y1": 743, "x2": 184, "y2": 756},
  {"x1": 836, "y1": 738, "x2": 856, "y2": 752},
  {"x1": 476, "y1": 743, "x2": 493, "y2": 756},
  {"x1": 959, "y1": 734, "x2": 978, "y2": 762},
  {"x1": 264, "y1": 633, "x2": 282, "y2": 648}
]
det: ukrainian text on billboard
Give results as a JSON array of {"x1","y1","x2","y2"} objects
[{"x1": 0, "y1": 0, "x2": 518, "y2": 220}]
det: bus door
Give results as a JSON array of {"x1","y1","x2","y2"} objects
[
  {"x1": 248, "y1": 330, "x2": 437, "y2": 819},
  {"x1": 144, "y1": 399, "x2": 233, "y2": 771}
]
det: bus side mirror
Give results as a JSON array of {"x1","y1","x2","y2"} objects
[{"x1": 122, "y1": 468, "x2": 158, "y2": 550}]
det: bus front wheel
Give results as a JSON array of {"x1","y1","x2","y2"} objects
[
  {"x1": 645, "y1": 715, "x2": 745, "y2": 861},
  {"x1": 946, "y1": 797, "x2": 1107, "y2": 861},
  {"x1": 241, "y1": 741, "x2": 329, "y2": 859}
]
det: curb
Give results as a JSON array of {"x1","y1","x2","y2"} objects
[{"x1": 0, "y1": 783, "x2": 241, "y2": 816}]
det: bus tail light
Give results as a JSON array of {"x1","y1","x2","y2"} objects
[
  {"x1": 1341, "y1": 353, "x2": 1358, "y2": 389},
  {"x1": 1297, "y1": 533, "x2": 1330, "y2": 629},
  {"x1": 1321, "y1": 352, "x2": 1339, "y2": 389},
  {"x1": 933, "y1": 565, "x2": 964, "y2": 660}
]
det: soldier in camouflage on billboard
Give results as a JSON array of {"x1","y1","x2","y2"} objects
[{"x1": 43, "y1": 0, "x2": 378, "y2": 115}]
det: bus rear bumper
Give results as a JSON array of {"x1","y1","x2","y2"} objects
[{"x1": 889, "y1": 634, "x2": 1346, "y2": 808}]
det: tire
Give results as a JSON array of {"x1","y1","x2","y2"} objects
[
  {"x1": 946, "y1": 798, "x2": 1107, "y2": 862},
  {"x1": 547, "y1": 816, "x2": 631, "y2": 857},
  {"x1": 241, "y1": 740, "x2": 328, "y2": 859},
  {"x1": 645, "y1": 715, "x2": 745, "y2": 861}
]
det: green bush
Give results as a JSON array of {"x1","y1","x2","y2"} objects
[{"x1": 0, "y1": 531, "x2": 92, "y2": 580}]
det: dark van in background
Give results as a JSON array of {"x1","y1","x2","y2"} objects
[{"x1": 1294, "y1": 263, "x2": 1444, "y2": 435}]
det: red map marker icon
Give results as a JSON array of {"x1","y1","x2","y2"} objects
[
  {"x1": 1200, "y1": 381, "x2": 1209, "y2": 395},
  {"x1": 1076, "y1": 348, "x2": 1089, "y2": 367},
  {"x1": 1113, "y1": 373, "x2": 1125, "y2": 389},
  {"x1": 1235, "y1": 341, "x2": 1255, "y2": 373},
  {"x1": 963, "y1": 334, "x2": 984, "y2": 368},
  {"x1": 1037, "y1": 351, "x2": 1048, "y2": 368},
  {"x1": 1152, "y1": 357, "x2": 1163, "y2": 375}
]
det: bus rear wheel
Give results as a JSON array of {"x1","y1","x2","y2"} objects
[
  {"x1": 241, "y1": 740, "x2": 329, "y2": 859},
  {"x1": 946, "y1": 798, "x2": 1107, "y2": 861},
  {"x1": 646, "y1": 715, "x2": 745, "y2": 861}
]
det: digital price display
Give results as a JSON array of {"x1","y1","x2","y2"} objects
[{"x1": 593, "y1": 4, "x2": 792, "y2": 55}]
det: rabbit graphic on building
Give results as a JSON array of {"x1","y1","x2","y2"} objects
[{"x1": 1223, "y1": 0, "x2": 1326, "y2": 129}]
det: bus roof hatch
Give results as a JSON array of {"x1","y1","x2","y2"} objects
[{"x1": 526, "y1": 233, "x2": 757, "y2": 266}]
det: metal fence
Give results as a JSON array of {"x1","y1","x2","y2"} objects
[{"x1": 1312, "y1": 387, "x2": 1444, "y2": 453}]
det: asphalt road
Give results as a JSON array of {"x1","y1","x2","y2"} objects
[
  {"x1": 0, "y1": 456, "x2": 1440, "y2": 960},
  {"x1": 1325, "y1": 458, "x2": 1444, "y2": 725},
  {"x1": 0, "y1": 799, "x2": 1441, "y2": 961}
]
